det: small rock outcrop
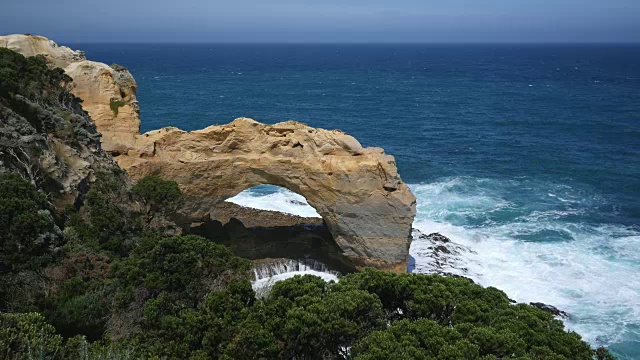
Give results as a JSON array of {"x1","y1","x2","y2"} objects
[
  {"x1": 409, "y1": 230, "x2": 477, "y2": 276},
  {"x1": 2, "y1": 35, "x2": 417, "y2": 272},
  {"x1": 529, "y1": 302, "x2": 570, "y2": 319}
]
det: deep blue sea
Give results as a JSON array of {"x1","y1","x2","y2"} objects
[{"x1": 73, "y1": 43, "x2": 640, "y2": 358}]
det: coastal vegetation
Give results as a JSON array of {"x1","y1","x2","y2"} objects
[
  {"x1": 0, "y1": 48, "x2": 617, "y2": 359},
  {"x1": 109, "y1": 99, "x2": 125, "y2": 117}
]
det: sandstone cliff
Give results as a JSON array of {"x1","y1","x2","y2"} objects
[
  {"x1": 2, "y1": 34, "x2": 417, "y2": 272},
  {"x1": 1, "y1": 35, "x2": 141, "y2": 155}
]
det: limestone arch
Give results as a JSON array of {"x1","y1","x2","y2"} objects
[{"x1": 119, "y1": 118, "x2": 416, "y2": 271}]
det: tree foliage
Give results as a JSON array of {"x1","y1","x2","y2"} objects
[
  {"x1": 131, "y1": 175, "x2": 182, "y2": 228},
  {"x1": 0, "y1": 173, "x2": 61, "y2": 274},
  {"x1": 0, "y1": 47, "x2": 73, "y2": 107},
  {"x1": 0, "y1": 312, "x2": 64, "y2": 360}
]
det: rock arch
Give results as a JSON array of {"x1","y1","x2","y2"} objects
[
  {"x1": 118, "y1": 118, "x2": 416, "y2": 271},
  {"x1": 1, "y1": 34, "x2": 417, "y2": 272}
]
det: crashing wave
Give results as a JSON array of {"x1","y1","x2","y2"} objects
[{"x1": 251, "y1": 258, "x2": 340, "y2": 295}]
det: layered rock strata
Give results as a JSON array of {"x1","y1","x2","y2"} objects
[{"x1": 2, "y1": 34, "x2": 417, "y2": 271}]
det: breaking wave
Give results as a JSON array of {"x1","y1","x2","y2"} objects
[{"x1": 231, "y1": 179, "x2": 640, "y2": 358}]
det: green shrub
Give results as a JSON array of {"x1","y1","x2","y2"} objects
[
  {"x1": 131, "y1": 175, "x2": 183, "y2": 229},
  {"x1": 132, "y1": 175, "x2": 182, "y2": 211},
  {"x1": 65, "y1": 170, "x2": 141, "y2": 255},
  {"x1": 0, "y1": 173, "x2": 61, "y2": 273},
  {"x1": 0, "y1": 312, "x2": 64, "y2": 359},
  {"x1": 109, "y1": 99, "x2": 125, "y2": 117}
]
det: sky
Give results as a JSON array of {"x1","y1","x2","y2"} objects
[{"x1": 1, "y1": 0, "x2": 639, "y2": 43}]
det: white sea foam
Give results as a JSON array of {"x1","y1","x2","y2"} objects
[
  {"x1": 226, "y1": 187, "x2": 321, "y2": 218},
  {"x1": 231, "y1": 180, "x2": 640, "y2": 355},
  {"x1": 251, "y1": 270, "x2": 339, "y2": 294},
  {"x1": 409, "y1": 179, "x2": 640, "y2": 354}
]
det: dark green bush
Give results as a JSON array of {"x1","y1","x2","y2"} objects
[
  {"x1": 0, "y1": 312, "x2": 63, "y2": 359},
  {"x1": 65, "y1": 170, "x2": 142, "y2": 255},
  {"x1": 131, "y1": 175, "x2": 182, "y2": 228},
  {"x1": 0, "y1": 173, "x2": 61, "y2": 273},
  {"x1": 0, "y1": 47, "x2": 73, "y2": 106}
]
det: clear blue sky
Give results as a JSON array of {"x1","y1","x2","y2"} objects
[{"x1": 2, "y1": 0, "x2": 639, "y2": 43}]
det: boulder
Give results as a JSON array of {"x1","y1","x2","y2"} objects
[{"x1": 530, "y1": 302, "x2": 570, "y2": 318}]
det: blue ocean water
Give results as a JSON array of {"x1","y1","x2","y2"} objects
[{"x1": 74, "y1": 43, "x2": 640, "y2": 358}]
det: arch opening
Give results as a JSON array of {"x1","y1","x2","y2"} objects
[
  {"x1": 226, "y1": 185, "x2": 321, "y2": 219},
  {"x1": 188, "y1": 184, "x2": 358, "y2": 277}
]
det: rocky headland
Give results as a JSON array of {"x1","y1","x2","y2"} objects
[
  {"x1": 0, "y1": 34, "x2": 614, "y2": 360},
  {"x1": 1, "y1": 34, "x2": 417, "y2": 272}
]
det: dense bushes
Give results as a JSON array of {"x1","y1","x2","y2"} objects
[
  {"x1": 65, "y1": 169, "x2": 142, "y2": 254},
  {"x1": 0, "y1": 174, "x2": 617, "y2": 359},
  {"x1": 0, "y1": 47, "x2": 73, "y2": 107},
  {"x1": 0, "y1": 173, "x2": 61, "y2": 274},
  {"x1": 0, "y1": 312, "x2": 63, "y2": 359}
]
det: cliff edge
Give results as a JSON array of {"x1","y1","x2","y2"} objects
[{"x1": 1, "y1": 34, "x2": 417, "y2": 272}]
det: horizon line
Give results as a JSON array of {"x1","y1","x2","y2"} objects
[{"x1": 61, "y1": 41, "x2": 640, "y2": 46}]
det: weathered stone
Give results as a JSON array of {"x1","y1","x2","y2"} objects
[
  {"x1": 0, "y1": 34, "x2": 86, "y2": 68},
  {"x1": 120, "y1": 118, "x2": 417, "y2": 271},
  {"x1": 3, "y1": 35, "x2": 417, "y2": 272},
  {"x1": 0, "y1": 34, "x2": 141, "y2": 155}
]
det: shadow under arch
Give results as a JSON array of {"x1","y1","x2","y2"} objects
[{"x1": 188, "y1": 184, "x2": 358, "y2": 274}]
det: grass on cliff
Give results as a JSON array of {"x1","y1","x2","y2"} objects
[{"x1": 109, "y1": 99, "x2": 126, "y2": 117}]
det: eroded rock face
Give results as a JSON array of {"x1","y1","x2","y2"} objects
[
  {"x1": 1, "y1": 34, "x2": 141, "y2": 155},
  {"x1": 0, "y1": 34, "x2": 86, "y2": 68},
  {"x1": 64, "y1": 61, "x2": 140, "y2": 154},
  {"x1": 121, "y1": 118, "x2": 416, "y2": 271},
  {"x1": 190, "y1": 202, "x2": 355, "y2": 274},
  {"x1": 3, "y1": 35, "x2": 417, "y2": 271}
]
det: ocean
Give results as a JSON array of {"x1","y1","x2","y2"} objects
[{"x1": 73, "y1": 43, "x2": 640, "y2": 358}]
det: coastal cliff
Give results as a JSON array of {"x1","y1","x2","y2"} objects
[
  {"x1": 0, "y1": 36, "x2": 614, "y2": 360},
  {"x1": 1, "y1": 34, "x2": 141, "y2": 154},
  {"x1": 1, "y1": 34, "x2": 417, "y2": 272}
]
